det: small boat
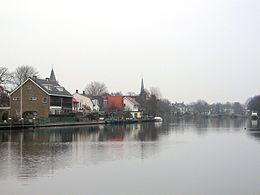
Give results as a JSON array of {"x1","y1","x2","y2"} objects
[
  {"x1": 154, "y1": 117, "x2": 163, "y2": 122},
  {"x1": 251, "y1": 112, "x2": 258, "y2": 120}
]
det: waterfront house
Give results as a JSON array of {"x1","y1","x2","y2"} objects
[
  {"x1": 9, "y1": 69, "x2": 73, "y2": 118},
  {"x1": 103, "y1": 95, "x2": 141, "y2": 118},
  {"x1": 73, "y1": 90, "x2": 94, "y2": 112},
  {"x1": 123, "y1": 96, "x2": 141, "y2": 118}
]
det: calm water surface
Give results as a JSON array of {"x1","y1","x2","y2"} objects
[{"x1": 1, "y1": 119, "x2": 260, "y2": 195}]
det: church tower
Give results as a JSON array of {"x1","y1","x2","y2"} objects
[
  {"x1": 50, "y1": 68, "x2": 56, "y2": 82},
  {"x1": 140, "y1": 77, "x2": 145, "y2": 95}
]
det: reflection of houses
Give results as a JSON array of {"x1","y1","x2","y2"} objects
[
  {"x1": 9, "y1": 68, "x2": 72, "y2": 118},
  {"x1": 72, "y1": 90, "x2": 94, "y2": 112}
]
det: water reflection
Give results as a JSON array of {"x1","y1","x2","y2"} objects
[
  {"x1": 245, "y1": 119, "x2": 260, "y2": 142},
  {"x1": 0, "y1": 123, "x2": 161, "y2": 182},
  {"x1": 0, "y1": 119, "x2": 249, "y2": 184}
]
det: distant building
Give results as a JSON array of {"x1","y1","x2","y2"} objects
[
  {"x1": 9, "y1": 68, "x2": 72, "y2": 118},
  {"x1": 171, "y1": 102, "x2": 188, "y2": 116}
]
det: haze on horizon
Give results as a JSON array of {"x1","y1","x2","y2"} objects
[{"x1": 1, "y1": 0, "x2": 260, "y2": 104}]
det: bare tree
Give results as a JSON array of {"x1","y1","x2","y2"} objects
[
  {"x1": 150, "y1": 87, "x2": 162, "y2": 99},
  {"x1": 192, "y1": 100, "x2": 210, "y2": 115},
  {"x1": 0, "y1": 67, "x2": 11, "y2": 85},
  {"x1": 248, "y1": 95, "x2": 260, "y2": 113},
  {"x1": 11, "y1": 65, "x2": 39, "y2": 86},
  {"x1": 0, "y1": 86, "x2": 9, "y2": 107},
  {"x1": 85, "y1": 81, "x2": 108, "y2": 96}
]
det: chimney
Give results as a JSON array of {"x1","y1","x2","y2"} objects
[
  {"x1": 33, "y1": 75, "x2": 37, "y2": 80},
  {"x1": 46, "y1": 78, "x2": 49, "y2": 81},
  {"x1": 76, "y1": 89, "x2": 78, "y2": 93},
  {"x1": 83, "y1": 91, "x2": 85, "y2": 95}
]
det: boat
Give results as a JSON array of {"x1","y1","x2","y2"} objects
[
  {"x1": 251, "y1": 112, "x2": 258, "y2": 120},
  {"x1": 154, "y1": 117, "x2": 163, "y2": 122}
]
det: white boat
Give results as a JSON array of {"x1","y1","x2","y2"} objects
[
  {"x1": 154, "y1": 117, "x2": 163, "y2": 122},
  {"x1": 251, "y1": 112, "x2": 258, "y2": 120}
]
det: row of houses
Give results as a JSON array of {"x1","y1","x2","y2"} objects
[
  {"x1": 171, "y1": 101, "x2": 247, "y2": 118},
  {"x1": 8, "y1": 68, "x2": 142, "y2": 120}
]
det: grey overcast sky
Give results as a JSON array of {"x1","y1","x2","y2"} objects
[{"x1": 1, "y1": 0, "x2": 260, "y2": 103}]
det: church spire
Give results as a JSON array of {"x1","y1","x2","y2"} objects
[
  {"x1": 140, "y1": 77, "x2": 144, "y2": 95},
  {"x1": 50, "y1": 66, "x2": 57, "y2": 82}
]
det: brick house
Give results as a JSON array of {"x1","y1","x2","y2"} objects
[{"x1": 9, "y1": 69, "x2": 72, "y2": 118}]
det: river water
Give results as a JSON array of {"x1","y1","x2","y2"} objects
[{"x1": 1, "y1": 119, "x2": 260, "y2": 195}]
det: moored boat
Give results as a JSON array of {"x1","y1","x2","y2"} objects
[
  {"x1": 251, "y1": 112, "x2": 258, "y2": 120},
  {"x1": 154, "y1": 117, "x2": 163, "y2": 122}
]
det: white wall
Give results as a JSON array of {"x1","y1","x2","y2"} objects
[
  {"x1": 123, "y1": 97, "x2": 138, "y2": 112},
  {"x1": 73, "y1": 93, "x2": 94, "y2": 111}
]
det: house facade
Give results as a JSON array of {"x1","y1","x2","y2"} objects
[
  {"x1": 9, "y1": 69, "x2": 72, "y2": 118},
  {"x1": 73, "y1": 90, "x2": 94, "y2": 112},
  {"x1": 123, "y1": 96, "x2": 141, "y2": 118},
  {"x1": 123, "y1": 97, "x2": 139, "y2": 111}
]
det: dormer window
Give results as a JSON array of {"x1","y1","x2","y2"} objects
[
  {"x1": 43, "y1": 84, "x2": 52, "y2": 90},
  {"x1": 56, "y1": 86, "x2": 64, "y2": 92}
]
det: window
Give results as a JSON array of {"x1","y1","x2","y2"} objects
[
  {"x1": 13, "y1": 97, "x2": 19, "y2": 101},
  {"x1": 43, "y1": 84, "x2": 52, "y2": 90},
  {"x1": 55, "y1": 86, "x2": 64, "y2": 92},
  {"x1": 42, "y1": 97, "x2": 48, "y2": 104},
  {"x1": 29, "y1": 97, "x2": 37, "y2": 101}
]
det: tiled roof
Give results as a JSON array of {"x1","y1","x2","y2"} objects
[{"x1": 34, "y1": 78, "x2": 72, "y2": 97}]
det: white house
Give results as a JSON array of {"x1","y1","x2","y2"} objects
[
  {"x1": 73, "y1": 90, "x2": 94, "y2": 112},
  {"x1": 124, "y1": 97, "x2": 139, "y2": 111},
  {"x1": 123, "y1": 96, "x2": 141, "y2": 118}
]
